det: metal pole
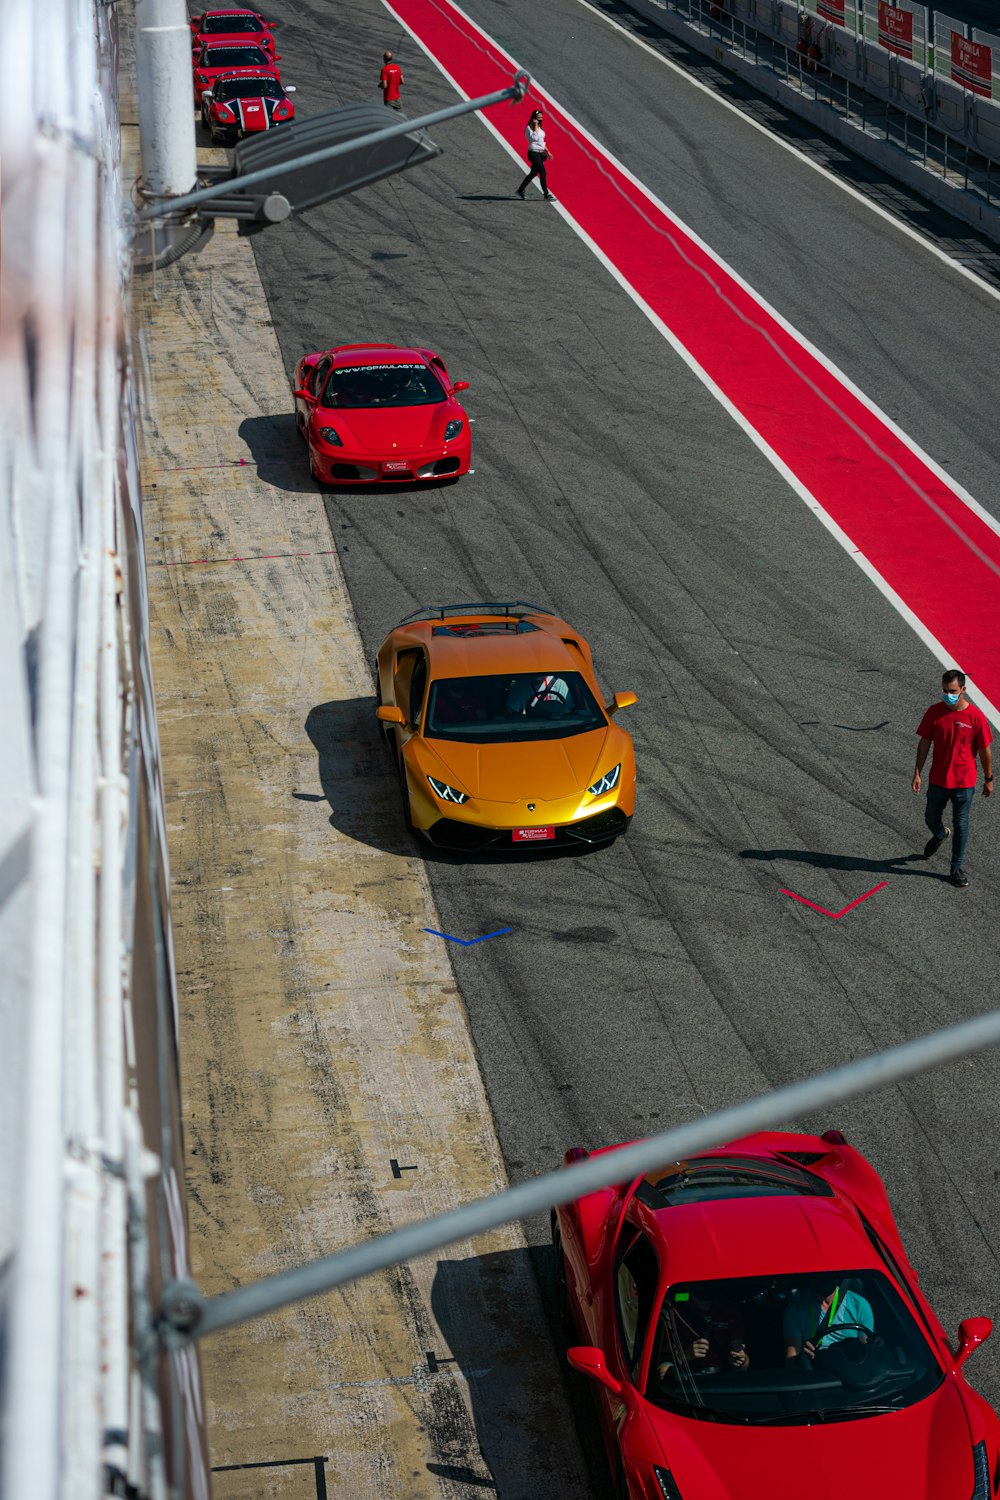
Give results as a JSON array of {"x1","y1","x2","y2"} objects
[
  {"x1": 159, "y1": 1006, "x2": 1000, "y2": 1346},
  {"x1": 134, "y1": 0, "x2": 196, "y2": 198}
]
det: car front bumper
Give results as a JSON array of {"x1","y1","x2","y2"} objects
[{"x1": 311, "y1": 438, "x2": 472, "y2": 485}]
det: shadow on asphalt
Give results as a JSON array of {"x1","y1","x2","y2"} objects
[
  {"x1": 237, "y1": 412, "x2": 315, "y2": 493},
  {"x1": 431, "y1": 1247, "x2": 613, "y2": 1500},
  {"x1": 739, "y1": 848, "x2": 948, "y2": 880},
  {"x1": 305, "y1": 696, "x2": 609, "y2": 865}
]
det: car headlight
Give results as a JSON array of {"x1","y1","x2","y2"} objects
[
  {"x1": 427, "y1": 775, "x2": 468, "y2": 804},
  {"x1": 196, "y1": 72, "x2": 209, "y2": 82},
  {"x1": 317, "y1": 426, "x2": 343, "y2": 447},
  {"x1": 587, "y1": 763, "x2": 621, "y2": 797},
  {"x1": 971, "y1": 1441, "x2": 991, "y2": 1500},
  {"x1": 444, "y1": 419, "x2": 463, "y2": 440},
  {"x1": 653, "y1": 1468, "x2": 683, "y2": 1500}
]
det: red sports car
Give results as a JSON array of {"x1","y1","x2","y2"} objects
[
  {"x1": 292, "y1": 343, "x2": 472, "y2": 486},
  {"x1": 200, "y1": 70, "x2": 295, "y2": 142},
  {"x1": 190, "y1": 9, "x2": 278, "y2": 60},
  {"x1": 554, "y1": 1129, "x2": 999, "y2": 1499},
  {"x1": 192, "y1": 42, "x2": 279, "y2": 106}
]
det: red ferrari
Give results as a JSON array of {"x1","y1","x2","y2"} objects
[
  {"x1": 554, "y1": 1129, "x2": 999, "y2": 1499},
  {"x1": 200, "y1": 70, "x2": 295, "y2": 143},
  {"x1": 190, "y1": 9, "x2": 278, "y2": 60},
  {"x1": 292, "y1": 343, "x2": 472, "y2": 486},
  {"x1": 192, "y1": 42, "x2": 279, "y2": 106}
]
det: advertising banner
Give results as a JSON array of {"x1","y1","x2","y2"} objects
[
  {"x1": 951, "y1": 34, "x2": 992, "y2": 97},
  {"x1": 877, "y1": 1, "x2": 913, "y2": 56},
  {"x1": 817, "y1": 0, "x2": 846, "y2": 22}
]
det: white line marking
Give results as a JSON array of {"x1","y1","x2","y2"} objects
[
  {"x1": 568, "y1": 0, "x2": 1000, "y2": 307},
  {"x1": 379, "y1": 0, "x2": 1000, "y2": 725}
]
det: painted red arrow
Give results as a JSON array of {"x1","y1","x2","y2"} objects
[{"x1": 781, "y1": 882, "x2": 888, "y2": 919}]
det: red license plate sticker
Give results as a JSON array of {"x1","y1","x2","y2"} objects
[
  {"x1": 512, "y1": 826, "x2": 555, "y2": 842},
  {"x1": 383, "y1": 460, "x2": 409, "y2": 471}
]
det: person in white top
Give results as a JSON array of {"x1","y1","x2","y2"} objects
[{"x1": 516, "y1": 108, "x2": 555, "y2": 201}]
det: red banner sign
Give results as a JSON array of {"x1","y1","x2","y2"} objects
[
  {"x1": 877, "y1": 1, "x2": 913, "y2": 57},
  {"x1": 817, "y1": 0, "x2": 846, "y2": 22},
  {"x1": 951, "y1": 34, "x2": 992, "y2": 97}
]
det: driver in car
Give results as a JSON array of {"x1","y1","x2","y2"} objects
[
  {"x1": 784, "y1": 1274, "x2": 874, "y2": 1369},
  {"x1": 658, "y1": 1286, "x2": 750, "y2": 1379},
  {"x1": 505, "y1": 673, "x2": 571, "y2": 716}
]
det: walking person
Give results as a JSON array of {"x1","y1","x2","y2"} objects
[
  {"x1": 379, "y1": 50, "x2": 404, "y2": 110},
  {"x1": 912, "y1": 669, "x2": 993, "y2": 888},
  {"x1": 516, "y1": 108, "x2": 555, "y2": 201}
]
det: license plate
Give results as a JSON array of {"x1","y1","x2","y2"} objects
[
  {"x1": 383, "y1": 460, "x2": 409, "y2": 472},
  {"x1": 512, "y1": 826, "x2": 555, "y2": 842}
]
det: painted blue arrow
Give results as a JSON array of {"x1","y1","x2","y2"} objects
[{"x1": 423, "y1": 926, "x2": 513, "y2": 947}]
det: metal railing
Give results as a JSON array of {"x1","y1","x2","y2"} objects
[{"x1": 626, "y1": 0, "x2": 1000, "y2": 210}]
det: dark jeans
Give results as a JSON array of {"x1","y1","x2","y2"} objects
[
  {"x1": 925, "y1": 783, "x2": 975, "y2": 873},
  {"x1": 518, "y1": 150, "x2": 549, "y2": 195}
]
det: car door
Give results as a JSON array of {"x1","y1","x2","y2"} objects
[
  {"x1": 593, "y1": 1229, "x2": 660, "y2": 1486},
  {"x1": 392, "y1": 647, "x2": 427, "y2": 761},
  {"x1": 297, "y1": 355, "x2": 330, "y2": 435}
]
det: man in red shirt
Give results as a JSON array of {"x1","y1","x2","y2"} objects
[
  {"x1": 913, "y1": 669, "x2": 993, "y2": 888},
  {"x1": 379, "y1": 50, "x2": 404, "y2": 110}
]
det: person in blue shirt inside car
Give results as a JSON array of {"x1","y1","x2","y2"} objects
[{"x1": 784, "y1": 1274, "x2": 874, "y2": 1370}]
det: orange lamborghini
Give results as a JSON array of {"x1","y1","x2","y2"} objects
[{"x1": 374, "y1": 603, "x2": 637, "y2": 851}]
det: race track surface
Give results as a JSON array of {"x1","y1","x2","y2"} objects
[{"x1": 240, "y1": 0, "x2": 1000, "y2": 1481}]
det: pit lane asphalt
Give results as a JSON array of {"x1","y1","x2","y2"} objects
[{"x1": 240, "y1": 0, "x2": 1000, "y2": 1467}]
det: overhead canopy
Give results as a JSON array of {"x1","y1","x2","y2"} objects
[{"x1": 197, "y1": 102, "x2": 442, "y2": 233}]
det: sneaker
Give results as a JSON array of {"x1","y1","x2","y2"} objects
[
  {"x1": 543, "y1": 193, "x2": 556, "y2": 201},
  {"x1": 516, "y1": 188, "x2": 525, "y2": 199},
  {"x1": 923, "y1": 827, "x2": 950, "y2": 859},
  {"x1": 950, "y1": 870, "x2": 970, "y2": 888}
]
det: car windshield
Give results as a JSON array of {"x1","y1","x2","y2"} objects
[
  {"x1": 647, "y1": 1271, "x2": 941, "y2": 1425},
  {"x1": 320, "y1": 363, "x2": 446, "y2": 409},
  {"x1": 216, "y1": 76, "x2": 283, "y2": 98},
  {"x1": 425, "y1": 672, "x2": 607, "y2": 743},
  {"x1": 203, "y1": 12, "x2": 263, "y2": 30},
  {"x1": 201, "y1": 46, "x2": 268, "y2": 67}
]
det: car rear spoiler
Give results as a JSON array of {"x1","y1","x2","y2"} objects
[{"x1": 397, "y1": 601, "x2": 555, "y2": 625}]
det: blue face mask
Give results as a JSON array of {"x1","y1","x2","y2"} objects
[{"x1": 943, "y1": 691, "x2": 961, "y2": 706}]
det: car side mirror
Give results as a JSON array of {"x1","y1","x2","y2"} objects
[
  {"x1": 567, "y1": 1347, "x2": 622, "y2": 1394},
  {"x1": 274, "y1": 52, "x2": 282, "y2": 59},
  {"x1": 610, "y1": 690, "x2": 637, "y2": 713},
  {"x1": 202, "y1": 89, "x2": 213, "y2": 100},
  {"x1": 376, "y1": 706, "x2": 405, "y2": 727},
  {"x1": 956, "y1": 1317, "x2": 993, "y2": 1367},
  {"x1": 292, "y1": 387, "x2": 316, "y2": 403},
  {"x1": 452, "y1": 380, "x2": 470, "y2": 393}
]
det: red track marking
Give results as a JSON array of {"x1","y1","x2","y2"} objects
[
  {"x1": 781, "y1": 881, "x2": 888, "y2": 919},
  {"x1": 384, "y1": 0, "x2": 1000, "y2": 720}
]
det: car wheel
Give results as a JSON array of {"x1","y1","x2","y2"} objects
[
  {"x1": 308, "y1": 445, "x2": 330, "y2": 490},
  {"x1": 552, "y1": 1224, "x2": 574, "y2": 1337}
]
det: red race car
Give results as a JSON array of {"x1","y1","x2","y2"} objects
[
  {"x1": 200, "y1": 70, "x2": 295, "y2": 142},
  {"x1": 192, "y1": 42, "x2": 279, "y2": 106},
  {"x1": 190, "y1": 9, "x2": 278, "y2": 60},
  {"x1": 292, "y1": 343, "x2": 472, "y2": 486},
  {"x1": 554, "y1": 1129, "x2": 999, "y2": 1499}
]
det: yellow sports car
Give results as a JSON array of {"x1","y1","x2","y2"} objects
[{"x1": 375, "y1": 602, "x2": 637, "y2": 850}]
